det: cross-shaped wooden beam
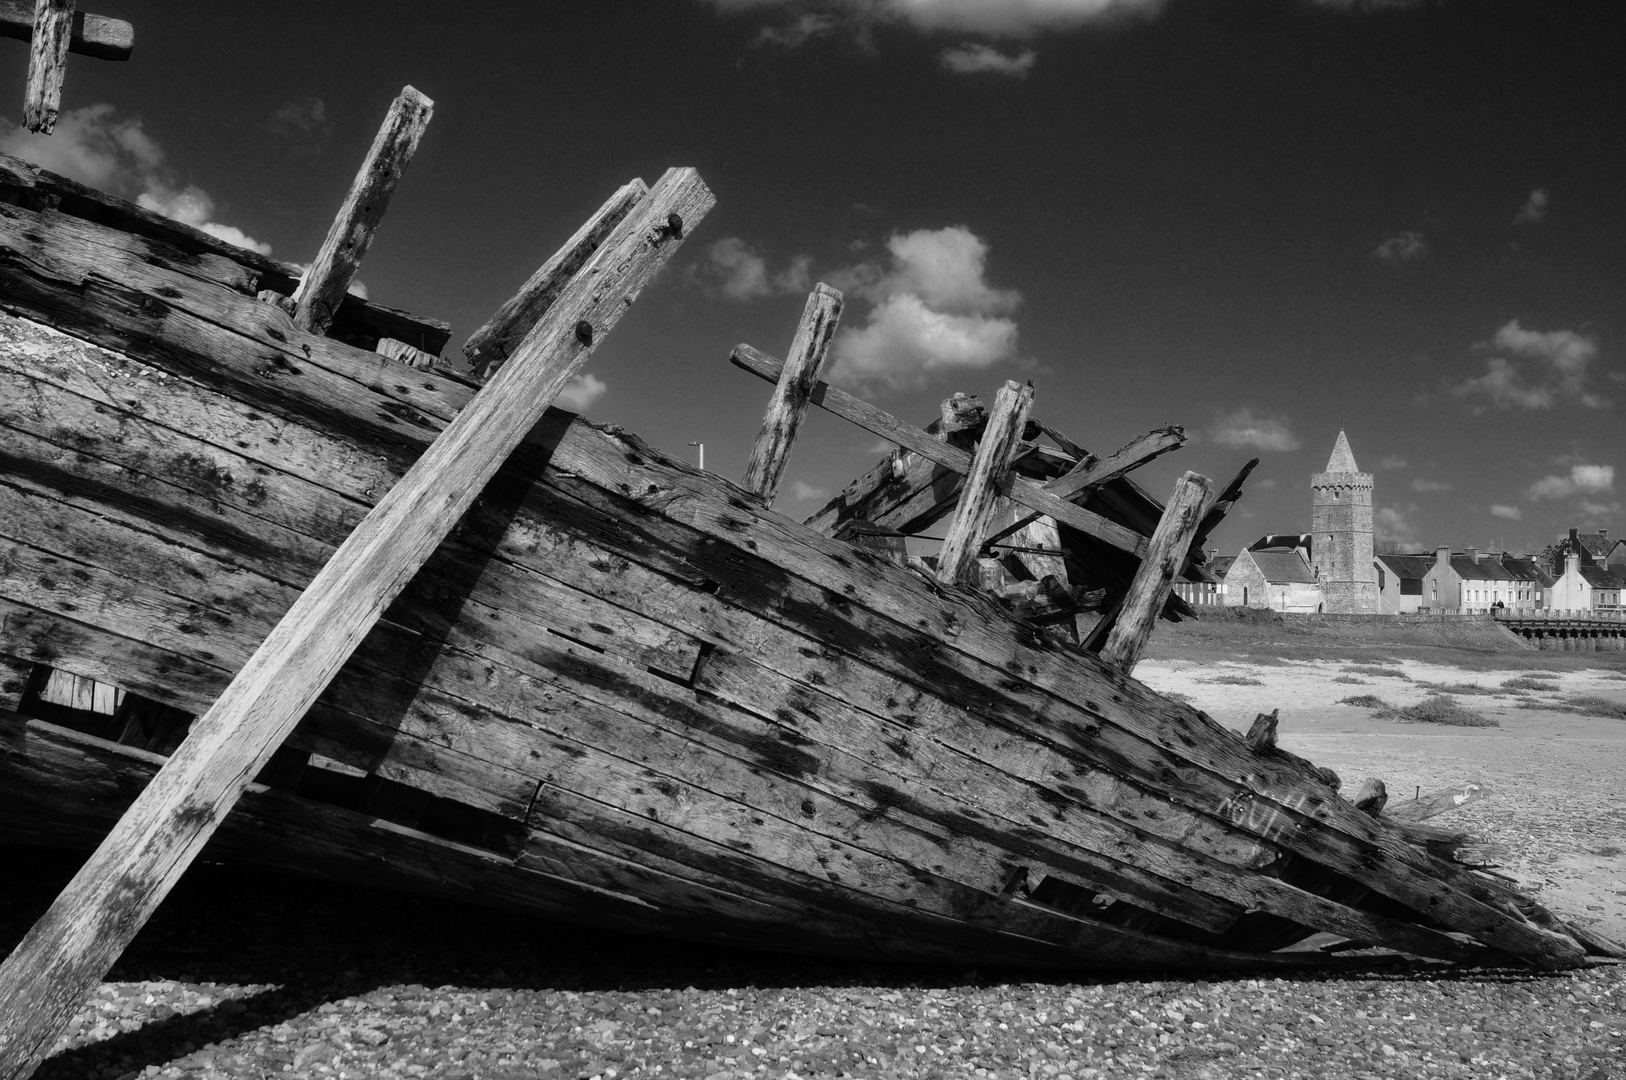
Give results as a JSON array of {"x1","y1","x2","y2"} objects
[{"x1": 0, "y1": 0, "x2": 133, "y2": 135}]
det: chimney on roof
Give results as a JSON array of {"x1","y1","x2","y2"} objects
[
  {"x1": 1435, "y1": 545, "x2": 1450, "y2": 568},
  {"x1": 1466, "y1": 547, "x2": 1480, "y2": 564},
  {"x1": 1602, "y1": 529, "x2": 1609, "y2": 540},
  {"x1": 1570, "y1": 527, "x2": 1580, "y2": 546}
]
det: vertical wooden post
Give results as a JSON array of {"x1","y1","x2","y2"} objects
[
  {"x1": 742, "y1": 283, "x2": 844, "y2": 504},
  {"x1": 0, "y1": 168, "x2": 713, "y2": 1080},
  {"x1": 22, "y1": 0, "x2": 72, "y2": 134},
  {"x1": 291, "y1": 85, "x2": 434, "y2": 336},
  {"x1": 935, "y1": 380, "x2": 1033, "y2": 585},
  {"x1": 1100, "y1": 471, "x2": 1211, "y2": 670}
]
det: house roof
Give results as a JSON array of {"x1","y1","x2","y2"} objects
[
  {"x1": 1451, "y1": 556, "x2": 1515, "y2": 582},
  {"x1": 1324, "y1": 430, "x2": 1359, "y2": 473},
  {"x1": 1501, "y1": 556, "x2": 1555, "y2": 585},
  {"x1": 1375, "y1": 554, "x2": 1433, "y2": 581},
  {"x1": 1249, "y1": 548, "x2": 1318, "y2": 584},
  {"x1": 1579, "y1": 566, "x2": 1626, "y2": 590},
  {"x1": 1576, "y1": 533, "x2": 1619, "y2": 559},
  {"x1": 1208, "y1": 555, "x2": 1236, "y2": 580}
]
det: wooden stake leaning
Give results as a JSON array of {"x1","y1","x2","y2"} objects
[
  {"x1": 936, "y1": 380, "x2": 1033, "y2": 584},
  {"x1": 292, "y1": 86, "x2": 435, "y2": 336},
  {"x1": 21, "y1": 0, "x2": 72, "y2": 134},
  {"x1": 0, "y1": 167, "x2": 713, "y2": 1080},
  {"x1": 730, "y1": 345, "x2": 1147, "y2": 558},
  {"x1": 1099, "y1": 471, "x2": 1211, "y2": 671},
  {"x1": 742, "y1": 283, "x2": 843, "y2": 504}
]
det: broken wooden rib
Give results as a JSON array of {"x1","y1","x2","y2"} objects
[
  {"x1": 292, "y1": 86, "x2": 434, "y2": 335},
  {"x1": 1100, "y1": 471, "x2": 1210, "y2": 670},
  {"x1": 985, "y1": 425, "x2": 1186, "y2": 546},
  {"x1": 21, "y1": 0, "x2": 73, "y2": 134},
  {"x1": 0, "y1": 167, "x2": 714, "y2": 1078},
  {"x1": 730, "y1": 344, "x2": 1147, "y2": 558},
  {"x1": 742, "y1": 283, "x2": 844, "y2": 504},
  {"x1": 0, "y1": 0, "x2": 128, "y2": 60},
  {"x1": 936, "y1": 380, "x2": 1033, "y2": 584}
]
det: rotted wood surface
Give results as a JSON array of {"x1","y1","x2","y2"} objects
[
  {"x1": 935, "y1": 380, "x2": 1032, "y2": 584},
  {"x1": 985, "y1": 425, "x2": 1186, "y2": 546},
  {"x1": 741, "y1": 283, "x2": 843, "y2": 503},
  {"x1": 1100, "y1": 472, "x2": 1210, "y2": 671},
  {"x1": 20, "y1": 0, "x2": 72, "y2": 134},
  {"x1": 0, "y1": 0, "x2": 128, "y2": 59},
  {"x1": 292, "y1": 86, "x2": 434, "y2": 336},
  {"x1": 0, "y1": 168, "x2": 714, "y2": 1079},
  {"x1": 731, "y1": 345, "x2": 1148, "y2": 559},
  {"x1": 462, "y1": 179, "x2": 647, "y2": 378}
]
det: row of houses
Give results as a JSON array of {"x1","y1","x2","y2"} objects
[{"x1": 1175, "y1": 528, "x2": 1626, "y2": 614}]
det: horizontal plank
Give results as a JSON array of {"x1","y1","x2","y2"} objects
[{"x1": 0, "y1": 1, "x2": 131, "y2": 60}]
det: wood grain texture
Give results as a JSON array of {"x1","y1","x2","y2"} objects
[
  {"x1": 462, "y1": 179, "x2": 647, "y2": 378},
  {"x1": 21, "y1": 0, "x2": 73, "y2": 134},
  {"x1": 1101, "y1": 472, "x2": 1210, "y2": 671},
  {"x1": 936, "y1": 380, "x2": 1032, "y2": 584},
  {"x1": 741, "y1": 283, "x2": 843, "y2": 503},
  {"x1": 985, "y1": 426, "x2": 1186, "y2": 546},
  {"x1": 291, "y1": 86, "x2": 434, "y2": 335},
  {"x1": 731, "y1": 345, "x2": 1147, "y2": 559},
  {"x1": 0, "y1": 0, "x2": 128, "y2": 60},
  {"x1": 0, "y1": 167, "x2": 714, "y2": 1079}
]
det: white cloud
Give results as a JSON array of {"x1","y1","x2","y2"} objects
[
  {"x1": 939, "y1": 43, "x2": 1036, "y2": 75},
  {"x1": 1450, "y1": 320, "x2": 1606, "y2": 411},
  {"x1": 1577, "y1": 499, "x2": 1622, "y2": 519},
  {"x1": 788, "y1": 480, "x2": 829, "y2": 501},
  {"x1": 1410, "y1": 478, "x2": 1451, "y2": 493},
  {"x1": 1489, "y1": 504, "x2": 1523, "y2": 521},
  {"x1": 265, "y1": 97, "x2": 331, "y2": 155},
  {"x1": 827, "y1": 225, "x2": 1021, "y2": 391},
  {"x1": 1373, "y1": 230, "x2": 1428, "y2": 265},
  {"x1": 690, "y1": 237, "x2": 812, "y2": 301},
  {"x1": 1526, "y1": 464, "x2": 1614, "y2": 502},
  {"x1": 753, "y1": 12, "x2": 839, "y2": 45},
  {"x1": 1376, "y1": 455, "x2": 1409, "y2": 470},
  {"x1": 1375, "y1": 504, "x2": 1421, "y2": 546},
  {"x1": 1513, "y1": 187, "x2": 1549, "y2": 226},
  {"x1": 554, "y1": 373, "x2": 608, "y2": 413},
  {"x1": 1205, "y1": 408, "x2": 1300, "y2": 452},
  {"x1": 0, "y1": 103, "x2": 272, "y2": 255},
  {"x1": 701, "y1": 0, "x2": 1166, "y2": 38}
]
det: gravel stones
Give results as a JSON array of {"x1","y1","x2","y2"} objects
[{"x1": 3, "y1": 845, "x2": 1622, "y2": 1079}]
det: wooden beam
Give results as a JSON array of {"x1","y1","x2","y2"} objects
[
  {"x1": 0, "y1": 0, "x2": 130, "y2": 60},
  {"x1": 742, "y1": 283, "x2": 844, "y2": 504},
  {"x1": 0, "y1": 167, "x2": 713, "y2": 1079},
  {"x1": 731, "y1": 345, "x2": 1147, "y2": 559},
  {"x1": 291, "y1": 86, "x2": 434, "y2": 336},
  {"x1": 1191, "y1": 456, "x2": 1259, "y2": 559},
  {"x1": 985, "y1": 425, "x2": 1186, "y2": 546},
  {"x1": 462, "y1": 178, "x2": 647, "y2": 378},
  {"x1": 21, "y1": 0, "x2": 73, "y2": 135},
  {"x1": 1353, "y1": 778, "x2": 1388, "y2": 818},
  {"x1": 1099, "y1": 471, "x2": 1210, "y2": 670},
  {"x1": 1386, "y1": 782, "x2": 1490, "y2": 824},
  {"x1": 936, "y1": 381, "x2": 1033, "y2": 584}
]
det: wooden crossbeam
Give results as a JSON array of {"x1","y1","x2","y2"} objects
[
  {"x1": 731, "y1": 345, "x2": 1147, "y2": 559},
  {"x1": 984, "y1": 425, "x2": 1186, "y2": 546},
  {"x1": 936, "y1": 380, "x2": 1032, "y2": 584},
  {"x1": 292, "y1": 86, "x2": 434, "y2": 336},
  {"x1": 0, "y1": 0, "x2": 129, "y2": 60},
  {"x1": 0, "y1": 167, "x2": 713, "y2": 1080},
  {"x1": 21, "y1": 0, "x2": 72, "y2": 134},
  {"x1": 463, "y1": 179, "x2": 647, "y2": 379},
  {"x1": 742, "y1": 283, "x2": 843, "y2": 504},
  {"x1": 1099, "y1": 471, "x2": 1210, "y2": 671}
]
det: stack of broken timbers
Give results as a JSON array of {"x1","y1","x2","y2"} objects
[{"x1": 0, "y1": 81, "x2": 1620, "y2": 1080}]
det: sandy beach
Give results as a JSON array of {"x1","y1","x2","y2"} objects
[{"x1": 1136, "y1": 657, "x2": 1626, "y2": 947}]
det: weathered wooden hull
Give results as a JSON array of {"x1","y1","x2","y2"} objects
[{"x1": 0, "y1": 157, "x2": 1609, "y2": 972}]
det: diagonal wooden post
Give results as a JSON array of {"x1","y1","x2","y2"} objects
[
  {"x1": 935, "y1": 380, "x2": 1033, "y2": 585},
  {"x1": 742, "y1": 283, "x2": 843, "y2": 504},
  {"x1": 1100, "y1": 471, "x2": 1211, "y2": 671},
  {"x1": 292, "y1": 86, "x2": 434, "y2": 336},
  {"x1": 0, "y1": 167, "x2": 713, "y2": 1080},
  {"x1": 21, "y1": 0, "x2": 71, "y2": 134}
]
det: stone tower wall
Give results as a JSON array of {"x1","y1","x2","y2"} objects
[{"x1": 1311, "y1": 469, "x2": 1379, "y2": 613}]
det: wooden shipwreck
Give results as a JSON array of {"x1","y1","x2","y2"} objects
[{"x1": 0, "y1": 78, "x2": 1620, "y2": 1074}]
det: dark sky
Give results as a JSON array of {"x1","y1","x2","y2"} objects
[{"x1": 2, "y1": 0, "x2": 1621, "y2": 556}]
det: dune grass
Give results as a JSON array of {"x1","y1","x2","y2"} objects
[
  {"x1": 1340, "y1": 665, "x2": 1411, "y2": 679},
  {"x1": 1500, "y1": 675, "x2": 1559, "y2": 692},
  {"x1": 1415, "y1": 681, "x2": 1497, "y2": 696},
  {"x1": 1198, "y1": 674, "x2": 1265, "y2": 686},
  {"x1": 1337, "y1": 694, "x2": 1390, "y2": 709},
  {"x1": 1331, "y1": 675, "x2": 1366, "y2": 685},
  {"x1": 1375, "y1": 694, "x2": 1499, "y2": 727},
  {"x1": 1564, "y1": 695, "x2": 1626, "y2": 720}
]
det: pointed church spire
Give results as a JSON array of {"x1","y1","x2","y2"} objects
[{"x1": 1325, "y1": 429, "x2": 1359, "y2": 473}]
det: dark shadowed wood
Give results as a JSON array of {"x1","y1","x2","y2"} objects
[
  {"x1": 462, "y1": 179, "x2": 647, "y2": 378},
  {"x1": 936, "y1": 381, "x2": 1032, "y2": 584},
  {"x1": 0, "y1": 0, "x2": 128, "y2": 59},
  {"x1": 986, "y1": 426, "x2": 1186, "y2": 545},
  {"x1": 1246, "y1": 709, "x2": 1279, "y2": 750},
  {"x1": 742, "y1": 283, "x2": 843, "y2": 503},
  {"x1": 1101, "y1": 471, "x2": 1211, "y2": 670},
  {"x1": 21, "y1": 0, "x2": 72, "y2": 134},
  {"x1": 0, "y1": 168, "x2": 713, "y2": 1080},
  {"x1": 731, "y1": 345, "x2": 1147, "y2": 559},
  {"x1": 1191, "y1": 456, "x2": 1259, "y2": 560},
  {"x1": 292, "y1": 86, "x2": 434, "y2": 335}
]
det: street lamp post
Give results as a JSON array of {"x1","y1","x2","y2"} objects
[{"x1": 687, "y1": 441, "x2": 704, "y2": 471}]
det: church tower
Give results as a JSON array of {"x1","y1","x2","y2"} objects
[{"x1": 1311, "y1": 430, "x2": 1378, "y2": 613}]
